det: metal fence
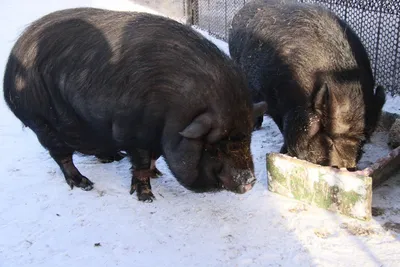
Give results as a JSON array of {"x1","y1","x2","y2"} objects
[{"x1": 184, "y1": 0, "x2": 400, "y2": 96}]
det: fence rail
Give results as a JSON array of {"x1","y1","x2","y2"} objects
[{"x1": 184, "y1": 0, "x2": 400, "y2": 96}]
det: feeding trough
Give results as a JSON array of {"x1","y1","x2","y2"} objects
[{"x1": 266, "y1": 111, "x2": 400, "y2": 221}]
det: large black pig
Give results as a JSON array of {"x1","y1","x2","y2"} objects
[
  {"x1": 228, "y1": 0, "x2": 386, "y2": 169},
  {"x1": 3, "y1": 7, "x2": 267, "y2": 202}
]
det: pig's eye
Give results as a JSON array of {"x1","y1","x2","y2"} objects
[
  {"x1": 227, "y1": 142, "x2": 243, "y2": 151},
  {"x1": 219, "y1": 134, "x2": 247, "y2": 144},
  {"x1": 217, "y1": 134, "x2": 248, "y2": 154},
  {"x1": 219, "y1": 140, "x2": 246, "y2": 154},
  {"x1": 204, "y1": 144, "x2": 219, "y2": 156},
  {"x1": 329, "y1": 141, "x2": 334, "y2": 149},
  {"x1": 228, "y1": 134, "x2": 246, "y2": 142}
]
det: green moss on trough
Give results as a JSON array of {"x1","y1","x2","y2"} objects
[
  {"x1": 339, "y1": 190, "x2": 363, "y2": 215},
  {"x1": 289, "y1": 169, "x2": 313, "y2": 202},
  {"x1": 313, "y1": 180, "x2": 333, "y2": 209},
  {"x1": 266, "y1": 152, "x2": 372, "y2": 221},
  {"x1": 266, "y1": 156, "x2": 286, "y2": 186}
]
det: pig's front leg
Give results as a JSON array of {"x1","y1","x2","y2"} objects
[{"x1": 128, "y1": 148, "x2": 156, "y2": 202}]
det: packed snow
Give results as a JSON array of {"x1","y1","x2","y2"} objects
[{"x1": 0, "y1": 1, "x2": 399, "y2": 267}]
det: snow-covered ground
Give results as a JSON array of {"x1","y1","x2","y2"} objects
[{"x1": 0, "y1": 1, "x2": 399, "y2": 267}]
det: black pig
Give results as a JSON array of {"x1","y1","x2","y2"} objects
[
  {"x1": 3, "y1": 8, "x2": 267, "y2": 202},
  {"x1": 228, "y1": 0, "x2": 385, "y2": 169}
]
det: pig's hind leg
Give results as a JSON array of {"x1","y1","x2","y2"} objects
[
  {"x1": 128, "y1": 148, "x2": 156, "y2": 202},
  {"x1": 150, "y1": 152, "x2": 163, "y2": 178},
  {"x1": 27, "y1": 117, "x2": 94, "y2": 191}
]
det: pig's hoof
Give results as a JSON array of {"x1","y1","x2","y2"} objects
[
  {"x1": 150, "y1": 167, "x2": 163, "y2": 178},
  {"x1": 97, "y1": 157, "x2": 114, "y2": 163},
  {"x1": 130, "y1": 183, "x2": 155, "y2": 202},
  {"x1": 96, "y1": 152, "x2": 126, "y2": 163},
  {"x1": 130, "y1": 184, "x2": 136, "y2": 195},
  {"x1": 66, "y1": 176, "x2": 94, "y2": 191},
  {"x1": 138, "y1": 191, "x2": 156, "y2": 203},
  {"x1": 253, "y1": 122, "x2": 262, "y2": 131},
  {"x1": 112, "y1": 152, "x2": 127, "y2": 161},
  {"x1": 253, "y1": 117, "x2": 263, "y2": 130}
]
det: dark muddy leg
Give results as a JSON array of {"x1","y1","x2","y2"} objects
[
  {"x1": 128, "y1": 148, "x2": 155, "y2": 202},
  {"x1": 150, "y1": 152, "x2": 163, "y2": 178},
  {"x1": 271, "y1": 116, "x2": 288, "y2": 155},
  {"x1": 278, "y1": 120, "x2": 288, "y2": 154},
  {"x1": 51, "y1": 152, "x2": 94, "y2": 190},
  {"x1": 96, "y1": 151, "x2": 127, "y2": 163},
  {"x1": 27, "y1": 118, "x2": 94, "y2": 191}
]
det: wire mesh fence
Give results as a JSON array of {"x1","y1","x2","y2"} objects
[{"x1": 185, "y1": 0, "x2": 400, "y2": 96}]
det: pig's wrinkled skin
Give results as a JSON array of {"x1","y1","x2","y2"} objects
[
  {"x1": 3, "y1": 7, "x2": 267, "y2": 202},
  {"x1": 228, "y1": 0, "x2": 386, "y2": 169}
]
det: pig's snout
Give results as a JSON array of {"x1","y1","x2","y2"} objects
[
  {"x1": 219, "y1": 168, "x2": 257, "y2": 194},
  {"x1": 235, "y1": 177, "x2": 257, "y2": 194}
]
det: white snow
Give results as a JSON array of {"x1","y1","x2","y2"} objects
[{"x1": 0, "y1": 1, "x2": 400, "y2": 267}]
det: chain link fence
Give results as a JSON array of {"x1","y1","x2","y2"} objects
[{"x1": 185, "y1": 0, "x2": 400, "y2": 96}]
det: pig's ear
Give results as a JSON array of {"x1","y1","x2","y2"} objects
[
  {"x1": 309, "y1": 117, "x2": 321, "y2": 136},
  {"x1": 313, "y1": 82, "x2": 330, "y2": 114},
  {"x1": 253, "y1": 101, "x2": 267, "y2": 118},
  {"x1": 179, "y1": 113, "x2": 212, "y2": 139}
]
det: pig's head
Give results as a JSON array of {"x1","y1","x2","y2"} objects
[
  {"x1": 164, "y1": 101, "x2": 267, "y2": 194},
  {"x1": 282, "y1": 83, "x2": 385, "y2": 170}
]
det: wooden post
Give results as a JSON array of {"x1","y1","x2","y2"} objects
[{"x1": 185, "y1": 0, "x2": 199, "y2": 25}]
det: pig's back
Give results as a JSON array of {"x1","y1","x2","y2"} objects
[
  {"x1": 6, "y1": 7, "x2": 251, "y2": 150},
  {"x1": 230, "y1": 0, "x2": 373, "y2": 94},
  {"x1": 13, "y1": 8, "x2": 239, "y2": 114}
]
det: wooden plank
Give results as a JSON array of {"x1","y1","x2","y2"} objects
[{"x1": 266, "y1": 153, "x2": 373, "y2": 221}]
